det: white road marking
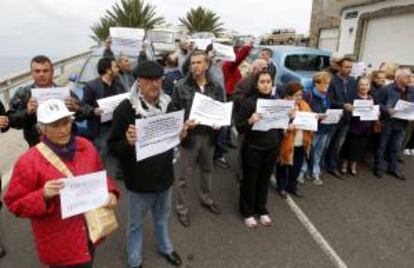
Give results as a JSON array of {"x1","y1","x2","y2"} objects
[{"x1": 286, "y1": 195, "x2": 348, "y2": 268}]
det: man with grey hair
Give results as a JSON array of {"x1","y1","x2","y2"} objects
[{"x1": 374, "y1": 68, "x2": 414, "y2": 180}]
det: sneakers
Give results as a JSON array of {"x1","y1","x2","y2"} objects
[
  {"x1": 244, "y1": 217, "x2": 258, "y2": 228},
  {"x1": 260, "y1": 215, "x2": 272, "y2": 227},
  {"x1": 313, "y1": 175, "x2": 324, "y2": 186},
  {"x1": 403, "y1": 149, "x2": 412, "y2": 156},
  {"x1": 214, "y1": 156, "x2": 230, "y2": 169},
  {"x1": 297, "y1": 174, "x2": 305, "y2": 184}
]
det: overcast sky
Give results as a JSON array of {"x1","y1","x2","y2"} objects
[{"x1": 0, "y1": 0, "x2": 312, "y2": 57}]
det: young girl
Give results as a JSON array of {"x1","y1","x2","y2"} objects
[
  {"x1": 236, "y1": 70, "x2": 280, "y2": 228},
  {"x1": 341, "y1": 77, "x2": 374, "y2": 175},
  {"x1": 276, "y1": 82, "x2": 313, "y2": 198}
]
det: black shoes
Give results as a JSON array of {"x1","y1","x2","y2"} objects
[
  {"x1": 201, "y1": 202, "x2": 221, "y2": 215},
  {"x1": 162, "y1": 251, "x2": 182, "y2": 267},
  {"x1": 177, "y1": 213, "x2": 190, "y2": 228},
  {"x1": 373, "y1": 170, "x2": 383, "y2": 179},
  {"x1": 278, "y1": 190, "x2": 288, "y2": 200},
  {"x1": 289, "y1": 190, "x2": 304, "y2": 198},
  {"x1": 388, "y1": 171, "x2": 406, "y2": 181},
  {"x1": 327, "y1": 170, "x2": 343, "y2": 179},
  {"x1": 0, "y1": 247, "x2": 6, "y2": 259}
]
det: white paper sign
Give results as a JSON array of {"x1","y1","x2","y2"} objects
[
  {"x1": 60, "y1": 171, "x2": 108, "y2": 219},
  {"x1": 189, "y1": 93, "x2": 233, "y2": 127},
  {"x1": 360, "y1": 105, "x2": 380, "y2": 121},
  {"x1": 192, "y1": 38, "x2": 213, "y2": 50},
  {"x1": 353, "y1": 99, "x2": 374, "y2": 117},
  {"x1": 97, "y1": 92, "x2": 130, "y2": 123},
  {"x1": 110, "y1": 27, "x2": 145, "y2": 55},
  {"x1": 392, "y1": 100, "x2": 414, "y2": 120},
  {"x1": 31, "y1": 87, "x2": 70, "y2": 104},
  {"x1": 293, "y1": 111, "x2": 318, "y2": 131},
  {"x1": 351, "y1": 62, "x2": 367, "y2": 78},
  {"x1": 252, "y1": 99, "x2": 295, "y2": 131},
  {"x1": 135, "y1": 110, "x2": 184, "y2": 162},
  {"x1": 321, "y1": 109, "x2": 343, "y2": 124},
  {"x1": 213, "y1": 42, "x2": 236, "y2": 62}
]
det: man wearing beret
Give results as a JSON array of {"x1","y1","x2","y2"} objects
[
  {"x1": 169, "y1": 51, "x2": 225, "y2": 227},
  {"x1": 108, "y1": 61, "x2": 185, "y2": 268}
]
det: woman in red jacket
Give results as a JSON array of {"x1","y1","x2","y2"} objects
[{"x1": 4, "y1": 99, "x2": 120, "y2": 268}]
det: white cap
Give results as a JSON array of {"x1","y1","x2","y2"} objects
[
  {"x1": 330, "y1": 52, "x2": 344, "y2": 63},
  {"x1": 37, "y1": 99, "x2": 74, "y2": 124}
]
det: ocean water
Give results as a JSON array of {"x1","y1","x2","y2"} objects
[{"x1": 0, "y1": 56, "x2": 32, "y2": 79}]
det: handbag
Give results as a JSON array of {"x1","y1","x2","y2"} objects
[{"x1": 36, "y1": 142, "x2": 118, "y2": 243}]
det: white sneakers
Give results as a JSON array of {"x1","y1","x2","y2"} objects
[
  {"x1": 403, "y1": 149, "x2": 414, "y2": 156},
  {"x1": 244, "y1": 215, "x2": 272, "y2": 228},
  {"x1": 313, "y1": 175, "x2": 324, "y2": 186}
]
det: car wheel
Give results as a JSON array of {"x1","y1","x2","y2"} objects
[
  {"x1": 267, "y1": 40, "x2": 274, "y2": 45},
  {"x1": 288, "y1": 38, "x2": 294, "y2": 44}
]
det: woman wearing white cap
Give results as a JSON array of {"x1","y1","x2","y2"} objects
[{"x1": 4, "y1": 99, "x2": 120, "y2": 268}]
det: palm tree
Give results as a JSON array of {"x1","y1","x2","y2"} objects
[
  {"x1": 91, "y1": 0, "x2": 165, "y2": 42},
  {"x1": 179, "y1": 7, "x2": 224, "y2": 36}
]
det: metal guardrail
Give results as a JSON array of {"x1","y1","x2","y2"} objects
[{"x1": 0, "y1": 50, "x2": 92, "y2": 107}]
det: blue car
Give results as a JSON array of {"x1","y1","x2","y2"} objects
[{"x1": 244, "y1": 46, "x2": 331, "y2": 96}]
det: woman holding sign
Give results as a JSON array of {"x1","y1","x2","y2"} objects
[
  {"x1": 4, "y1": 99, "x2": 120, "y2": 268},
  {"x1": 236, "y1": 70, "x2": 281, "y2": 228},
  {"x1": 341, "y1": 77, "x2": 374, "y2": 176},
  {"x1": 276, "y1": 82, "x2": 313, "y2": 199}
]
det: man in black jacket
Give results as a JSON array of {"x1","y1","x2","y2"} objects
[
  {"x1": 7, "y1": 55, "x2": 84, "y2": 147},
  {"x1": 108, "y1": 61, "x2": 183, "y2": 268},
  {"x1": 169, "y1": 51, "x2": 225, "y2": 227},
  {"x1": 82, "y1": 57, "x2": 125, "y2": 152},
  {"x1": 325, "y1": 56, "x2": 357, "y2": 178},
  {"x1": 0, "y1": 100, "x2": 8, "y2": 258}
]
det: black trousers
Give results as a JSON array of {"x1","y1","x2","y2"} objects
[
  {"x1": 276, "y1": 147, "x2": 305, "y2": 193},
  {"x1": 239, "y1": 145, "x2": 278, "y2": 218}
]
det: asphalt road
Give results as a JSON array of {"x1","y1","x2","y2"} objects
[{"x1": 1, "y1": 143, "x2": 414, "y2": 268}]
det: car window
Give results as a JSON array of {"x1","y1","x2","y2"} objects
[
  {"x1": 284, "y1": 54, "x2": 330, "y2": 72},
  {"x1": 245, "y1": 48, "x2": 261, "y2": 64}
]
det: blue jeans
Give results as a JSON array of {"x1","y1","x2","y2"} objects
[
  {"x1": 301, "y1": 132, "x2": 329, "y2": 177},
  {"x1": 127, "y1": 188, "x2": 174, "y2": 268},
  {"x1": 374, "y1": 122, "x2": 406, "y2": 173},
  {"x1": 326, "y1": 121, "x2": 349, "y2": 172}
]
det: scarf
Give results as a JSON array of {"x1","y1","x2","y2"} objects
[
  {"x1": 129, "y1": 81, "x2": 171, "y2": 118},
  {"x1": 42, "y1": 134, "x2": 76, "y2": 161},
  {"x1": 312, "y1": 86, "x2": 330, "y2": 108}
]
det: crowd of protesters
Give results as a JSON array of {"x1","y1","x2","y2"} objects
[{"x1": 0, "y1": 37, "x2": 413, "y2": 268}]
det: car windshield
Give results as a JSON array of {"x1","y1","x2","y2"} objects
[
  {"x1": 149, "y1": 31, "x2": 174, "y2": 44},
  {"x1": 78, "y1": 55, "x2": 138, "y2": 83},
  {"x1": 284, "y1": 54, "x2": 330, "y2": 72}
]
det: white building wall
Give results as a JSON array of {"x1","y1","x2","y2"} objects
[{"x1": 337, "y1": 0, "x2": 414, "y2": 55}]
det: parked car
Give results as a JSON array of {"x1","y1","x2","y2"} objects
[
  {"x1": 240, "y1": 46, "x2": 331, "y2": 96},
  {"x1": 68, "y1": 46, "x2": 154, "y2": 136},
  {"x1": 261, "y1": 28, "x2": 298, "y2": 45},
  {"x1": 147, "y1": 28, "x2": 186, "y2": 61}
]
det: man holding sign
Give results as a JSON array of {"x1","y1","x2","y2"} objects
[
  {"x1": 108, "y1": 61, "x2": 184, "y2": 268},
  {"x1": 4, "y1": 99, "x2": 120, "y2": 268},
  {"x1": 7, "y1": 55, "x2": 85, "y2": 146},
  {"x1": 169, "y1": 51, "x2": 226, "y2": 227}
]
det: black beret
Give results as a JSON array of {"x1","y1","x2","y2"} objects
[{"x1": 133, "y1": 61, "x2": 164, "y2": 79}]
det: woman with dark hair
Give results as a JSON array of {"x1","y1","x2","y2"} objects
[
  {"x1": 0, "y1": 100, "x2": 9, "y2": 258},
  {"x1": 276, "y1": 82, "x2": 313, "y2": 199},
  {"x1": 236, "y1": 70, "x2": 280, "y2": 228}
]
